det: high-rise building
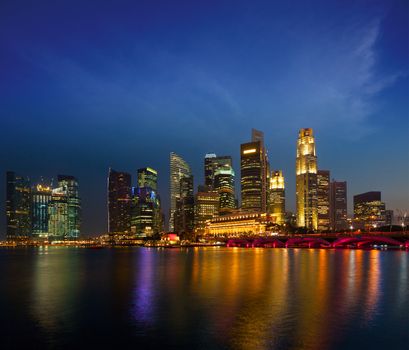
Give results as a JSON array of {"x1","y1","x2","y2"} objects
[
  {"x1": 57, "y1": 175, "x2": 81, "y2": 239},
  {"x1": 6, "y1": 171, "x2": 32, "y2": 240},
  {"x1": 330, "y1": 180, "x2": 348, "y2": 231},
  {"x1": 194, "y1": 190, "x2": 219, "y2": 236},
  {"x1": 169, "y1": 152, "x2": 191, "y2": 231},
  {"x1": 317, "y1": 170, "x2": 330, "y2": 231},
  {"x1": 108, "y1": 168, "x2": 132, "y2": 233},
  {"x1": 251, "y1": 129, "x2": 269, "y2": 211},
  {"x1": 354, "y1": 191, "x2": 386, "y2": 229},
  {"x1": 48, "y1": 186, "x2": 68, "y2": 239},
  {"x1": 204, "y1": 154, "x2": 232, "y2": 189},
  {"x1": 240, "y1": 129, "x2": 270, "y2": 213},
  {"x1": 174, "y1": 175, "x2": 194, "y2": 238},
  {"x1": 204, "y1": 153, "x2": 217, "y2": 188},
  {"x1": 132, "y1": 167, "x2": 161, "y2": 237},
  {"x1": 296, "y1": 128, "x2": 318, "y2": 230},
  {"x1": 214, "y1": 165, "x2": 235, "y2": 214},
  {"x1": 32, "y1": 183, "x2": 52, "y2": 238},
  {"x1": 137, "y1": 167, "x2": 158, "y2": 191},
  {"x1": 131, "y1": 187, "x2": 161, "y2": 237},
  {"x1": 268, "y1": 170, "x2": 285, "y2": 225},
  {"x1": 241, "y1": 141, "x2": 262, "y2": 211}
]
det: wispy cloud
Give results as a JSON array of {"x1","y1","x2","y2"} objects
[{"x1": 269, "y1": 18, "x2": 405, "y2": 139}]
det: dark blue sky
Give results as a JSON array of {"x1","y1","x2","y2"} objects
[{"x1": 1, "y1": 0, "x2": 408, "y2": 236}]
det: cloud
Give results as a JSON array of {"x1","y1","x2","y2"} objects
[{"x1": 270, "y1": 18, "x2": 405, "y2": 139}]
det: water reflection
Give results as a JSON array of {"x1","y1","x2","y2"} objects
[
  {"x1": 132, "y1": 248, "x2": 155, "y2": 325},
  {"x1": 30, "y1": 247, "x2": 81, "y2": 341},
  {"x1": 0, "y1": 247, "x2": 407, "y2": 349},
  {"x1": 127, "y1": 248, "x2": 406, "y2": 349}
]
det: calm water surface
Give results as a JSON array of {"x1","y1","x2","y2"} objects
[{"x1": 0, "y1": 247, "x2": 407, "y2": 349}]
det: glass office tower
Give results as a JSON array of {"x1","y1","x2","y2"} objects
[
  {"x1": 32, "y1": 183, "x2": 52, "y2": 238},
  {"x1": 58, "y1": 175, "x2": 81, "y2": 239},
  {"x1": 169, "y1": 152, "x2": 191, "y2": 232},
  {"x1": 330, "y1": 180, "x2": 348, "y2": 231},
  {"x1": 214, "y1": 165, "x2": 235, "y2": 214},
  {"x1": 317, "y1": 170, "x2": 330, "y2": 231},
  {"x1": 108, "y1": 168, "x2": 132, "y2": 233}
]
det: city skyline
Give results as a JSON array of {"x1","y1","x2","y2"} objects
[
  {"x1": 3, "y1": 126, "x2": 406, "y2": 237},
  {"x1": 1, "y1": 0, "x2": 408, "y2": 236}
]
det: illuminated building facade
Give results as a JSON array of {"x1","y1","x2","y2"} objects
[
  {"x1": 317, "y1": 170, "x2": 330, "y2": 231},
  {"x1": 108, "y1": 168, "x2": 132, "y2": 233},
  {"x1": 205, "y1": 212, "x2": 274, "y2": 237},
  {"x1": 57, "y1": 175, "x2": 81, "y2": 239},
  {"x1": 204, "y1": 153, "x2": 217, "y2": 188},
  {"x1": 204, "y1": 154, "x2": 232, "y2": 189},
  {"x1": 214, "y1": 165, "x2": 235, "y2": 214},
  {"x1": 131, "y1": 187, "x2": 161, "y2": 237},
  {"x1": 330, "y1": 180, "x2": 348, "y2": 231},
  {"x1": 6, "y1": 171, "x2": 32, "y2": 240},
  {"x1": 132, "y1": 167, "x2": 161, "y2": 237},
  {"x1": 296, "y1": 128, "x2": 318, "y2": 230},
  {"x1": 194, "y1": 190, "x2": 219, "y2": 235},
  {"x1": 169, "y1": 152, "x2": 191, "y2": 231},
  {"x1": 268, "y1": 170, "x2": 285, "y2": 225},
  {"x1": 32, "y1": 183, "x2": 52, "y2": 237},
  {"x1": 253, "y1": 129, "x2": 269, "y2": 211},
  {"x1": 241, "y1": 141, "x2": 263, "y2": 211},
  {"x1": 354, "y1": 191, "x2": 386, "y2": 229},
  {"x1": 48, "y1": 187, "x2": 68, "y2": 238},
  {"x1": 174, "y1": 175, "x2": 194, "y2": 238}
]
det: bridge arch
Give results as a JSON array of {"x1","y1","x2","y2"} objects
[
  {"x1": 252, "y1": 238, "x2": 284, "y2": 248},
  {"x1": 333, "y1": 236, "x2": 403, "y2": 248},
  {"x1": 285, "y1": 237, "x2": 331, "y2": 248}
]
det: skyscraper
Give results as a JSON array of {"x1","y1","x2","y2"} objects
[
  {"x1": 296, "y1": 128, "x2": 318, "y2": 230},
  {"x1": 354, "y1": 191, "x2": 386, "y2": 229},
  {"x1": 169, "y1": 152, "x2": 191, "y2": 231},
  {"x1": 132, "y1": 167, "x2": 161, "y2": 237},
  {"x1": 32, "y1": 183, "x2": 52, "y2": 238},
  {"x1": 214, "y1": 164, "x2": 236, "y2": 214},
  {"x1": 204, "y1": 154, "x2": 232, "y2": 189},
  {"x1": 241, "y1": 141, "x2": 263, "y2": 211},
  {"x1": 6, "y1": 171, "x2": 32, "y2": 240},
  {"x1": 174, "y1": 175, "x2": 194, "y2": 238},
  {"x1": 317, "y1": 170, "x2": 330, "y2": 231},
  {"x1": 240, "y1": 129, "x2": 269, "y2": 212},
  {"x1": 194, "y1": 190, "x2": 219, "y2": 236},
  {"x1": 251, "y1": 129, "x2": 269, "y2": 211},
  {"x1": 57, "y1": 175, "x2": 81, "y2": 239},
  {"x1": 268, "y1": 170, "x2": 285, "y2": 225},
  {"x1": 48, "y1": 186, "x2": 69, "y2": 239},
  {"x1": 204, "y1": 153, "x2": 217, "y2": 188},
  {"x1": 108, "y1": 168, "x2": 132, "y2": 233},
  {"x1": 131, "y1": 187, "x2": 161, "y2": 237},
  {"x1": 330, "y1": 180, "x2": 348, "y2": 231}
]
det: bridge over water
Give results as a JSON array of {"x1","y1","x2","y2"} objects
[{"x1": 226, "y1": 234, "x2": 409, "y2": 249}]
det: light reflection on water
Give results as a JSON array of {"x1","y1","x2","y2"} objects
[{"x1": 0, "y1": 247, "x2": 407, "y2": 349}]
